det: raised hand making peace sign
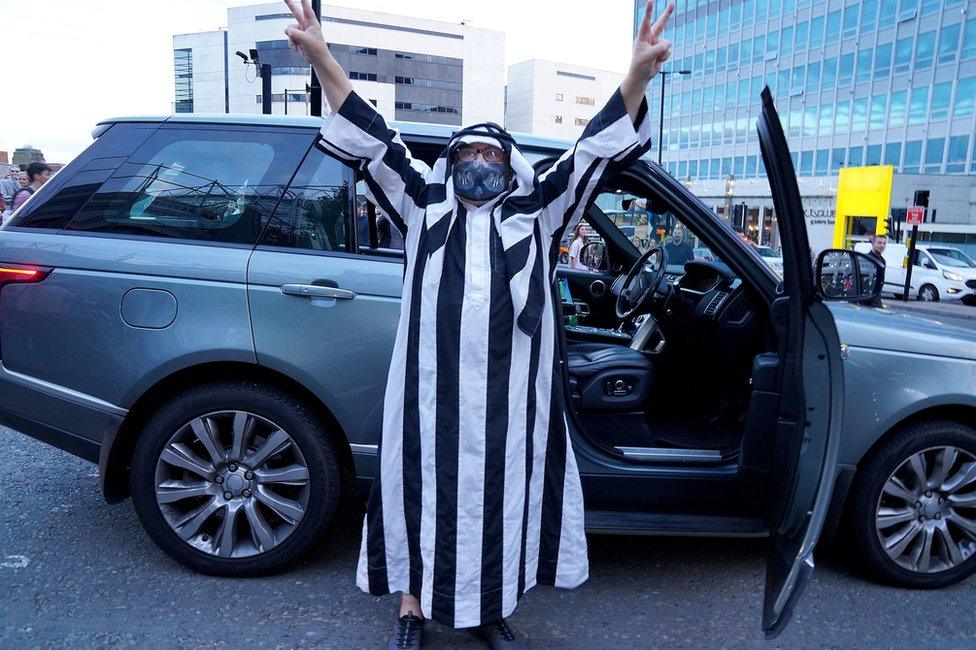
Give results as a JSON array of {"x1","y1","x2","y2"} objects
[
  {"x1": 630, "y1": 0, "x2": 675, "y2": 82},
  {"x1": 283, "y1": 0, "x2": 327, "y2": 65}
]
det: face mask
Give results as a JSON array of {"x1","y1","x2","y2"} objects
[{"x1": 452, "y1": 159, "x2": 509, "y2": 202}]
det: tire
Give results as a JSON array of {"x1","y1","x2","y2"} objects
[
  {"x1": 918, "y1": 284, "x2": 940, "y2": 302},
  {"x1": 848, "y1": 419, "x2": 976, "y2": 588},
  {"x1": 131, "y1": 380, "x2": 341, "y2": 576}
]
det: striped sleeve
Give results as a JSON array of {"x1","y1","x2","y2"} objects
[
  {"x1": 537, "y1": 87, "x2": 653, "y2": 236},
  {"x1": 316, "y1": 90, "x2": 430, "y2": 235}
]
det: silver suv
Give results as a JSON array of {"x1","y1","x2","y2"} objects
[{"x1": 3, "y1": 91, "x2": 976, "y2": 637}]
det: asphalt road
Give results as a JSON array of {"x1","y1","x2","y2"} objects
[{"x1": 3, "y1": 428, "x2": 976, "y2": 648}]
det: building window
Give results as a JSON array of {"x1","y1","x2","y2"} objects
[
  {"x1": 964, "y1": 19, "x2": 976, "y2": 60},
  {"x1": 915, "y1": 31, "x2": 935, "y2": 71},
  {"x1": 954, "y1": 77, "x2": 976, "y2": 118},
  {"x1": 884, "y1": 142, "x2": 902, "y2": 169},
  {"x1": 575, "y1": 96, "x2": 595, "y2": 106},
  {"x1": 947, "y1": 136, "x2": 969, "y2": 173},
  {"x1": 930, "y1": 82, "x2": 952, "y2": 121},
  {"x1": 866, "y1": 144, "x2": 882, "y2": 167},
  {"x1": 856, "y1": 48, "x2": 873, "y2": 84},
  {"x1": 880, "y1": 0, "x2": 898, "y2": 28},
  {"x1": 555, "y1": 92, "x2": 563, "y2": 101},
  {"x1": 838, "y1": 53, "x2": 854, "y2": 86},
  {"x1": 349, "y1": 71, "x2": 378, "y2": 81},
  {"x1": 924, "y1": 137, "x2": 945, "y2": 174},
  {"x1": 394, "y1": 101, "x2": 458, "y2": 114},
  {"x1": 353, "y1": 47, "x2": 377, "y2": 55},
  {"x1": 908, "y1": 86, "x2": 929, "y2": 124},
  {"x1": 903, "y1": 140, "x2": 923, "y2": 174},
  {"x1": 894, "y1": 36, "x2": 913, "y2": 74},
  {"x1": 831, "y1": 148, "x2": 846, "y2": 171},
  {"x1": 938, "y1": 23, "x2": 961, "y2": 65},
  {"x1": 826, "y1": 9, "x2": 841, "y2": 43},
  {"x1": 554, "y1": 115, "x2": 563, "y2": 124},
  {"x1": 889, "y1": 90, "x2": 908, "y2": 126},
  {"x1": 849, "y1": 146, "x2": 864, "y2": 168},
  {"x1": 173, "y1": 48, "x2": 193, "y2": 113},
  {"x1": 842, "y1": 4, "x2": 859, "y2": 40},
  {"x1": 575, "y1": 117, "x2": 590, "y2": 126},
  {"x1": 815, "y1": 149, "x2": 829, "y2": 175},
  {"x1": 861, "y1": 0, "x2": 879, "y2": 32},
  {"x1": 870, "y1": 94, "x2": 888, "y2": 130}
]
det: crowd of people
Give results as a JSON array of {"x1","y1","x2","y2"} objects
[{"x1": 0, "y1": 162, "x2": 54, "y2": 221}]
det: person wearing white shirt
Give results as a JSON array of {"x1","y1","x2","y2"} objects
[{"x1": 568, "y1": 224, "x2": 589, "y2": 270}]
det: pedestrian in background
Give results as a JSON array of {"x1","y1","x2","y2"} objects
[
  {"x1": 569, "y1": 223, "x2": 589, "y2": 270},
  {"x1": 866, "y1": 233, "x2": 887, "y2": 308},
  {"x1": 10, "y1": 162, "x2": 53, "y2": 213},
  {"x1": 0, "y1": 167, "x2": 22, "y2": 218}
]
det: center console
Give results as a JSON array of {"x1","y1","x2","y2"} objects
[{"x1": 559, "y1": 278, "x2": 633, "y2": 343}]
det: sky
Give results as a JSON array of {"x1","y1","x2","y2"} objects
[{"x1": 1, "y1": 0, "x2": 638, "y2": 164}]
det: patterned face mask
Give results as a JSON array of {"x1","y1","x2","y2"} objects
[{"x1": 452, "y1": 159, "x2": 510, "y2": 202}]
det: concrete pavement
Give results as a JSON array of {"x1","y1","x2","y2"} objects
[{"x1": 2, "y1": 427, "x2": 976, "y2": 648}]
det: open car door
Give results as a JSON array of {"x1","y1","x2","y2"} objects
[{"x1": 756, "y1": 87, "x2": 845, "y2": 638}]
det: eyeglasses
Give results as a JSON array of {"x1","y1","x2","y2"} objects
[{"x1": 456, "y1": 145, "x2": 505, "y2": 164}]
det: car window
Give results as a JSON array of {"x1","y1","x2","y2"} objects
[
  {"x1": 354, "y1": 178, "x2": 405, "y2": 254},
  {"x1": 9, "y1": 123, "x2": 159, "y2": 230},
  {"x1": 928, "y1": 248, "x2": 976, "y2": 268},
  {"x1": 260, "y1": 148, "x2": 351, "y2": 252},
  {"x1": 592, "y1": 191, "x2": 708, "y2": 273},
  {"x1": 65, "y1": 126, "x2": 310, "y2": 245}
]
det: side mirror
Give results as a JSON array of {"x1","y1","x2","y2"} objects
[
  {"x1": 816, "y1": 249, "x2": 883, "y2": 302},
  {"x1": 581, "y1": 241, "x2": 608, "y2": 271}
]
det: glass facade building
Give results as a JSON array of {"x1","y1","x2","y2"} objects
[{"x1": 635, "y1": 0, "x2": 976, "y2": 182}]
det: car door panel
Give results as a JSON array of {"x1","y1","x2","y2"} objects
[
  {"x1": 756, "y1": 87, "x2": 844, "y2": 638},
  {"x1": 247, "y1": 149, "x2": 401, "y2": 456}
]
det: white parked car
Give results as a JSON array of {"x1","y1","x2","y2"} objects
[
  {"x1": 854, "y1": 242, "x2": 976, "y2": 303},
  {"x1": 756, "y1": 245, "x2": 784, "y2": 277}
]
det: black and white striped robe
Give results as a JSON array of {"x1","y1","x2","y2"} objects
[{"x1": 317, "y1": 88, "x2": 653, "y2": 628}]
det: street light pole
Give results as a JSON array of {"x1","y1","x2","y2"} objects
[
  {"x1": 310, "y1": 0, "x2": 322, "y2": 117},
  {"x1": 657, "y1": 69, "x2": 692, "y2": 166}
]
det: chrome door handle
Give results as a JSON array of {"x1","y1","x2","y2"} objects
[{"x1": 280, "y1": 283, "x2": 356, "y2": 300}]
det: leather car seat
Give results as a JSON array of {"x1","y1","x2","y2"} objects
[{"x1": 565, "y1": 342, "x2": 653, "y2": 410}]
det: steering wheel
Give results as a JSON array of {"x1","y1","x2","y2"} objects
[{"x1": 615, "y1": 246, "x2": 669, "y2": 320}]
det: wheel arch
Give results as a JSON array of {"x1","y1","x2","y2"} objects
[
  {"x1": 100, "y1": 361, "x2": 357, "y2": 506},
  {"x1": 822, "y1": 403, "x2": 976, "y2": 543}
]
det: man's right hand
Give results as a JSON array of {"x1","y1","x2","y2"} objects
[{"x1": 283, "y1": 0, "x2": 328, "y2": 66}]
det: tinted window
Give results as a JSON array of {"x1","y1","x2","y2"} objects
[
  {"x1": 260, "y1": 147, "x2": 351, "y2": 252},
  {"x1": 10, "y1": 123, "x2": 159, "y2": 230},
  {"x1": 66, "y1": 126, "x2": 310, "y2": 245}
]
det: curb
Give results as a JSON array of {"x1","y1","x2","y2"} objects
[{"x1": 886, "y1": 303, "x2": 976, "y2": 322}]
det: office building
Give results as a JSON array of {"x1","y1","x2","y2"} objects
[
  {"x1": 505, "y1": 60, "x2": 624, "y2": 140},
  {"x1": 173, "y1": 3, "x2": 505, "y2": 126},
  {"x1": 636, "y1": 0, "x2": 976, "y2": 253}
]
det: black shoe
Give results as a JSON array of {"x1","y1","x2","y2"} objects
[
  {"x1": 388, "y1": 613, "x2": 425, "y2": 649},
  {"x1": 475, "y1": 618, "x2": 526, "y2": 649}
]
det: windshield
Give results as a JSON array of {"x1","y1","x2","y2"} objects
[
  {"x1": 927, "y1": 248, "x2": 976, "y2": 268},
  {"x1": 756, "y1": 246, "x2": 779, "y2": 258}
]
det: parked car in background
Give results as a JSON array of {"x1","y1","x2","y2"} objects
[
  {"x1": 756, "y1": 245, "x2": 784, "y2": 277},
  {"x1": 854, "y1": 242, "x2": 976, "y2": 302},
  {"x1": 3, "y1": 90, "x2": 976, "y2": 637}
]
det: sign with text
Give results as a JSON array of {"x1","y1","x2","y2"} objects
[{"x1": 906, "y1": 206, "x2": 924, "y2": 225}]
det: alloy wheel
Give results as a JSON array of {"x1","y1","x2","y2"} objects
[
  {"x1": 154, "y1": 410, "x2": 311, "y2": 559},
  {"x1": 919, "y1": 286, "x2": 938, "y2": 302},
  {"x1": 875, "y1": 445, "x2": 976, "y2": 573}
]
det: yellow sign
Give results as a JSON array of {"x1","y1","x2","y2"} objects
[{"x1": 832, "y1": 165, "x2": 894, "y2": 248}]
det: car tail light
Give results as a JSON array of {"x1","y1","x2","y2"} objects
[{"x1": 0, "y1": 264, "x2": 53, "y2": 290}]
